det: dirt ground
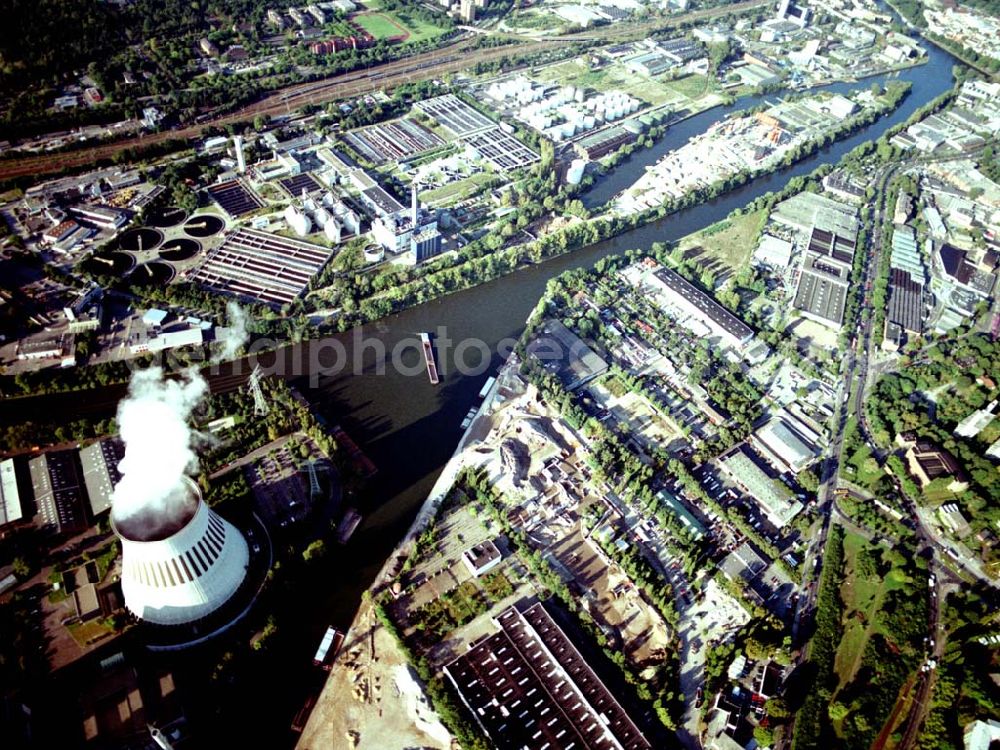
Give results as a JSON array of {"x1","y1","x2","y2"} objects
[
  {"x1": 548, "y1": 516, "x2": 671, "y2": 667},
  {"x1": 296, "y1": 599, "x2": 451, "y2": 750},
  {"x1": 785, "y1": 317, "x2": 841, "y2": 354}
]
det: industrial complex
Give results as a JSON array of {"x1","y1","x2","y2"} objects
[{"x1": 3, "y1": 0, "x2": 1000, "y2": 749}]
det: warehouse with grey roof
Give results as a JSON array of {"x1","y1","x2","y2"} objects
[
  {"x1": 752, "y1": 418, "x2": 817, "y2": 473},
  {"x1": 0, "y1": 458, "x2": 23, "y2": 528},
  {"x1": 720, "y1": 448, "x2": 803, "y2": 528},
  {"x1": 792, "y1": 247, "x2": 852, "y2": 329},
  {"x1": 80, "y1": 438, "x2": 124, "y2": 517},
  {"x1": 646, "y1": 267, "x2": 755, "y2": 349},
  {"x1": 527, "y1": 319, "x2": 608, "y2": 390}
]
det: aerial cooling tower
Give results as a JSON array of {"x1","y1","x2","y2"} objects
[{"x1": 114, "y1": 479, "x2": 249, "y2": 626}]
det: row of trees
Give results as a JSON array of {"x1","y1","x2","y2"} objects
[
  {"x1": 337, "y1": 80, "x2": 925, "y2": 333},
  {"x1": 520, "y1": 254, "x2": 806, "y2": 576},
  {"x1": 832, "y1": 540, "x2": 929, "y2": 748},
  {"x1": 915, "y1": 586, "x2": 1000, "y2": 748},
  {"x1": 373, "y1": 597, "x2": 491, "y2": 750},
  {"x1": 2, "y1": 0, "x2": 457, "y2": 138}
]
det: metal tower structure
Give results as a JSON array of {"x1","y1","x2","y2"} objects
[
  {"x1": 306, "y1": 461, "x2": 322, "y2": 501},
  {"x1": 248, "y1": 365, "x2": 270, "y2": 417}
]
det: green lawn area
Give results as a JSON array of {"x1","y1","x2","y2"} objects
[
  {"x1": 845, "y1": 444, "x2": 884, "y2": 487},
  {"x1": 602, "y1": 374, "x2": 628, "y2": 398},
  {"x1": 67, "y1": 619, "x2": 115, "y2": 647},
  {"x1": 508, "y1": 9, "x2": 566, "y2": 32},
  {"x1": 480, "y1": 569, "x2": 514, "y2": 601},
  {"x1": 352, "y1": 12, "x2": 408, "y2": 39},
  {"x1": 409, "y1": 566, "x2": 516, "y2": 640},
  {"x1": 421, "y1": 173, "x2": 494, "y2": 206},
  {"x1": 834, "y1": 532, "x2": 912, "y2": 689},
  {"x1": 533, "y1": 61, "x2": 690, "y2": 108},
  {"x1": 677, "y1": 207, "x2": 768, "y2": 272},
  {"x1": 91, "y1": 543, "x2": 119, "y2": 582},
  {"x1": 923, "y1": 483, "x2": 958, "y2": 504},
  {"x1": 324, "y1": 20, "x2": 358, "y2": 37},
  {"x1": 412, "y1": 579, "x2": 486, "y2": 638},
  {"x1": 833, "y1": 618, "x2": 868, "y2": 690},
  {"x1": 841, "y1": 417, "x2": 885, "y2": 489},
  {"x1": 352, "y1": 2, "x2": 449, "y2": 43},
  {"x1": 397, "y1": 12, "x2": 449, "y2": 43},
  {"x1": 662, "y1": 73, "x2": 718, "y2": 101}
]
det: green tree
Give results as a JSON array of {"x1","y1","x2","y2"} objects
[
  {"x1": 303, "y1": 539, "x2": 326, "y2": 562},
  {"x1": 11, "y1": 557, "x2": 31, "y2": 579},
  {"x1": 798, "y1": 468, "x2": 819, "y2": 492},
  {"x1": 829, "y1": 701, "x2": 850, "y2": 722},
  {"x1": 754, "y1": 725, "x2": 775, "y2": 746}
]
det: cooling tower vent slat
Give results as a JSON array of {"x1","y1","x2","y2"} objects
[{"x1": 114, "y1": 479, "x2": 250, "y2": 625}]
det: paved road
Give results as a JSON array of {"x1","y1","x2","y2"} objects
[
  {"x1": 893, "y1": 560, "x2": 951, "y2": 750},
  {"x1": 853, "y1": 145, "x2": 1000, "y2": 593},
  {"x1": 780, "y1": 156, "x2": 918, "y2": 750}
]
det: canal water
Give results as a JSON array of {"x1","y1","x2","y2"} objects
[{"x1": 4, "y1": 32, "x2": 959, "y2": 746}]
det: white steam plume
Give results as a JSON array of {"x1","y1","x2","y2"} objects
[
  {"x1": 217, "y1": 301, "x2": 249, "y2": 361},
  {"x1": 112, "y1": 367, "x2": 208, "y2": 539}
]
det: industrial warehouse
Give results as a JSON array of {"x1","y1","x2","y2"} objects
[
  {"x1": 719, "y1": 448, "x2": 803, "y2": 529},
  {"x1": 526, "y1": 319, "x2": 608, "y2": 390},
  {"x1": 414, "y1": 94, "x2": 495, "y2": 137},
  {"x1": 342, "y1": 118, "x2": 443, "y2": 164},
  {"x1": 621, "y1": 260, "x2": 755, "y2": 351},
  {"x1": 462, "y1": 129, "x2": 540, "y2": 172},
  {"x1": 206, "y1": 179, "x2": 265, "y2": 217},
  {"x1": 444, "y1": 604, "x2": 652, "y2": 750}
]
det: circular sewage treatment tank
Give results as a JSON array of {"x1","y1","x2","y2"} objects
[
  {"x1": 147, "y1": 206, "x2": 188, "y2": 229},
  {"x1": 184, "y1": 214, "x2": 224, "y2": 238},
  {"x1": 81, "y1": 251, "x2": 136, "y2": 277},
  {"x1": 129, "y1": 261, "x2": 175, "y2": 287},
  {"x1": 158, "y1": 238, "x2": 201, "y2": 262},
  {"x1": 117, "y1": 227, "x2": 164, "y2": 252}
]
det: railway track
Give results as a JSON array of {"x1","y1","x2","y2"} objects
[{"x1": 0, "y1": 0, "x2": 765, "y2": 182}]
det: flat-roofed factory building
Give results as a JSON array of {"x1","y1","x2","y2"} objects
[
  {"x1": 462, "y1": 540, "x2": 503, "y2": 577},
  {"x1": 791, "y1": 227, "x2": 857, "y2": 330},
  {"x1": 414, "y1": 94, "x2": 496, "y2": 138},
  {"x1": 719, "y1": 447, "x2": 803, "y2": 529},
  {"x1": 80, "y1": 438, "x2": 125, "y2": 518},
  {"x1": 622, "y1": 260, "x2": 754, "y2": 351},
  {"x1": 574, "y1": 126, "x2": 636, "y2": 160},
  {"x1": 29, "y1": 450, "x2": 89, "y2": 536},
  {"x1": 526, "y1": 319, "x2": 608, "y2": 390},
  {"x1": 0, "y1": 458, "x2": 23, "y2": 529},
  {"x1": 444, "y1": 603, "x2": 652, "y2": 750},
  {"x1": 752, "y1": 418, "x2": 818, "y2": 474}
]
